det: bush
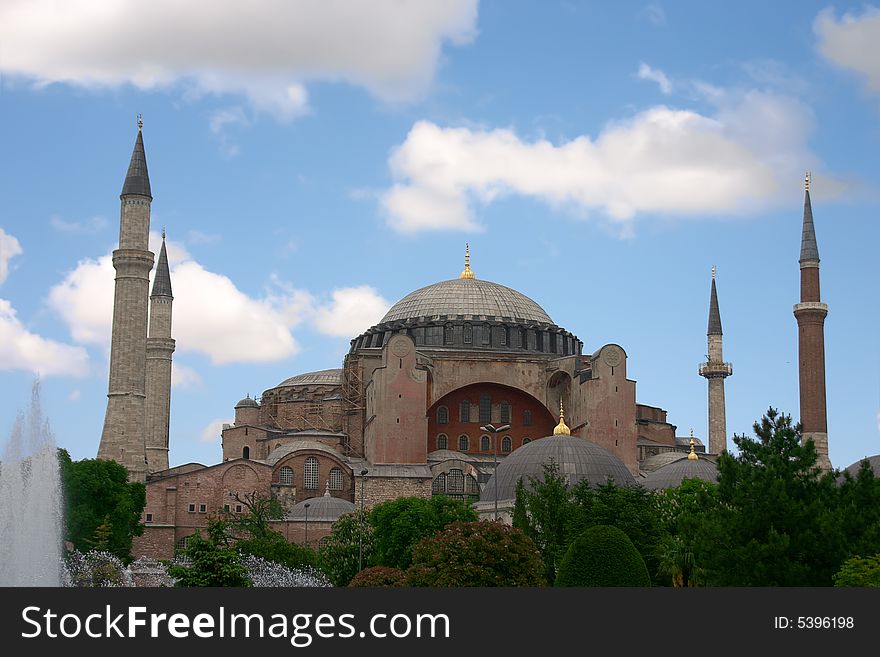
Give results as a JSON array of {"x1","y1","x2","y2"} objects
[
  {"x1": 348, "y1": 566, "x2": 407, "y2": 588},
  {"x1": 555, "y1": 524, "x2": 651, "y2": 587},
  {"x1": 833, "y1": 554, "x2": 880, "y2": 587}
]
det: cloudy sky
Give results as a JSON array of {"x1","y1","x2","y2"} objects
[{"x1": 1, "y1": 1, "x2": 878, "y2": 469}]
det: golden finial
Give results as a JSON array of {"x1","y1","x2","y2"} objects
[
  {"x1": 460, "y1": 243, "x2": 475, "y2": 279},
  {"x1": 805, "y1": 171, "x2": 810, "y2": 192},
  {"x1": 711, "y1": 265, "x2": 716, "y2": 281},
  {"x1": 137, "y1": 113, "x2": 143, "y2": 131},
  {"x1": 553, "y1": 399, "x2": 571, "y2": 436},
  {"x1": 688, "y1": 429, "x2": 698, "y2": 460}
]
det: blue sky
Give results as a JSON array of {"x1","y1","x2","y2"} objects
[{"x1": 1, "y1": 1, "x2": 877, "y2": 470}]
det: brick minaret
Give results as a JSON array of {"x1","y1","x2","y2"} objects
[
  {"x1": 793, "y1": 173, "x2": 831, "y2": 470},
  {"x1": 98, "y1": 117, "x2": 154, "y2": 482},
  {"x1": 699, "y1": 267, "x2": 732, "y2": 455},
  {"x1": 145, "y1": 232, "x2": 174, "y2": 472}
]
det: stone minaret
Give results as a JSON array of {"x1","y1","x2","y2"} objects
[
  {"x1": 794, "y1": 173, "x2": 831, "y2": 470},
  {"x1": 97, "y1": 117, "x2": 154, "y2": 482},
  {"x1": 699, "y1": 267, "x2": 732, "y2": 455},
  {"x1": 145, "y1": 232, "x2": 174, "y2": 472}
]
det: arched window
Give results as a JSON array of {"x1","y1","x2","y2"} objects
[
  {"x1": 437, "y1": 434, "x2": 448, "y2": 450},
  {"x1": 458, "y1": 435, "x2": 469, "y2": 452},
  {"x1": 279, "y1": 466, "x2": 293, "y2": 485},
  {"x1": 444, "y1": 323, "x2": 454, "y2": 345},
  {"x1": 479, "y1": 393, "x2": 491, "y2": 424},
  {"x1": 523, "y1": 409, "x2": 533, "y2": 426},
  {"x1": 437, "y1": 406, "x2": 449, "y2": 424},
  {"x1": 448, "y1": 469, "x2": 465, "y2": 493},
  {"x1": 463, "y1": 323, "x2": 473, "y2": 344},
  {"x1": 459, "y1": 400, "x2": 470, "y2": 423},
  {"x1": 304, "y1": 457, "x2": 319, "y2": 489},
  {"x1": 432, "y1": 473, "x2": 447, "y2": 494},
  {"x1": 500, "y1": 401, "x2": 511, "y2": 424},
  {"x1": 466, "y1": 475, "x2": 480, "y2": 495},
  {"x1": 522, "y1": 437, "x2": 531, "y2": 445},
  {"x1": 500, "y1": 326, "x2": 508, "y2": 346},
  {"x1": 242, "y1": 446, "x2": 250, "y2": 460},
  {"x1": 501, "y1": 436, "x2": 512, "y2": 453},
  {"x1": 481, "y1": 435, "x2": 490, "y2": 452},
  {"x1": 329, "y1": 467, "x2": 344, "y2": 490}
]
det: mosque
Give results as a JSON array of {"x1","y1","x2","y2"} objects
[{"x1": 93, "y1": 124, "x2": 836, "y2": 560}]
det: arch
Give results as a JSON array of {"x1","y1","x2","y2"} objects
[
  {"x1": 481, "y1": 435, "x2": 490, "y2": 452},
  {"x1": 437, "y1": 405, "x2": 449, "y2": 424},
  {"x1": 501, "y1": 436, "x2": 512, "y2": 453},
  {"x1": 458, "y1": 434, "x2": 469, "y2": 452},
  {"x1": 546, "y1": 371, "x2": 572, "y2": 419},
  {"x1": 437, "y1": 433, "x2": 448, "y2": 450},
  {"x1": 522, "y1": 437, "x2": 531, "y2": 445},
  {"x1": 279, "y1": 466, "x2": 293, "y2": 486},
  {"x1": 242, "y1": 446, "x2": 250, "y2": 460}
]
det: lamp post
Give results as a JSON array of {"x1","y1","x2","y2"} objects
[
  {"x1": 479, "y1": 422, "x2": 510, "y2": 521},
  {"x1": 359, "y1": 468, "x2": 368, "y2": 572},
  {"x1": 303, "y1": 502, "x2": 310, "y2": 548}
]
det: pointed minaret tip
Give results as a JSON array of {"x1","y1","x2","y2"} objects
[
  {"x1": 707, "y1": 267, "x2": 722, "y2": 336},
  {"x1": 460, "y1": 242, "x2": 475, "y2": 279},
  {"x1": 799, "y1": 172, "x2": 819, "y2": 264},
  {"x1": 121, "y1": 121, "x2": 152, "y2": 199},
  {"x1": 151, "y1": 237, "x2": 173, "y2": 298}
]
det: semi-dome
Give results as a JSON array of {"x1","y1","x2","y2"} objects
[
  {"x1": 642, "y1": 456, "x2": 719, "y2": 490},
  {"x1": 380, "y1": 278, "x2": 553, "y2": 324},
  {"x1": 289, "y1": 490, "x2": 355, "y2": 522},
  {"x1": 480, "y1": 434, "x2": 636, "y2": 502},
  {"x1": 276, "y1": 368, "x2": 343, "y2": 388},
  {"x1": 234, "y1": 396, "x2": 259, "y2": 409}
]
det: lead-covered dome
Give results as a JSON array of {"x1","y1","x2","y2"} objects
[{"x1": 380, "y1": 278, "x2": 553, "y2": 324}]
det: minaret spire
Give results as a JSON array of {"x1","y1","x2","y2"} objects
[
  {"x1": 460, "y1": 243, "x2": 475, "y2": 279},
  {"x1": 553, "y1": 399, "x2": 570, "y2": 436},
  {"x1": 700, "y1": 266, "x2": 732, "y2": 455},
  {"x1": 121, "y1": 117, "x2": 152, "y2": 199},
  {"x1": 794, "y1": 172, "x2": 830, "y2": 470}
]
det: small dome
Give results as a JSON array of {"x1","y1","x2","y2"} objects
[
  {"x1": 381, "y1": 278, "x2": 553, "y2": 324},
  {"x1": 842, "y1": 455, "x2": 880, "y2": 479},
  {"x1": 640, "y1": 451, "x2": 689, "y2": 473},
  {"x1": 235, "y1": 396, "x2": 259, "y2": 409},
  {"x1": 642, "y1": 457, "x2": 719, "y2": 490},
  {"x1": 480, "y1": 435, "x2": 635, "y2": 502},
  {"x1": 276, "y1": 368, "x2": 343, "y2": 388},
  {"x1": 289, "y1": 494, "x2": 355, "y2": 522}
]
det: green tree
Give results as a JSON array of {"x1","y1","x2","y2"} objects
[
  {"x1": 833, "y1": 554, "x2": 880, "y2": 587},
  {"x1": 407, "y1": 521, "x2": 545, "y2": 587},
  {"x1": 348, "y1": 566, "x2": 407, "y2": 588},
  {"x1": 836, "y1": 461, "x2": 880, "y2": 559},
  {"x1": 693, "y1": 408, "x2": 844, "y2": 586},
  {"x1": 168, "y1": 520, "x2": 251, "y2": 587},
  {"x1": 369, "y1": 496, "x2": 477, "y2": 570},
  {"x1": 59, "y1": 449, "x2": 146, "y2": 561},
  {"x1": 555, "y1": 524, "x2": 651, "y2": 587},
  {"x1": 317, "y1": 511, "x2": 374, "y2": 587},
  {"x1": 512, "y1": 461, "x2": 575, "y2": 583}
]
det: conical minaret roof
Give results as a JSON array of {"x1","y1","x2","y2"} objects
[
  {"x1": 121, "y1": 119, "x2": 152, "y2": 199},
  {"x1": 707, "y1": 268, "x2": 722, "y2": 336},
  {"x1": 799, "y1": 176, "x2": 819, "y2": 264},
  {"x1": 151, "y1": 236, "x2": 172, "y2": 297}
]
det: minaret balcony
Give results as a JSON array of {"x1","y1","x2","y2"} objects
[
  {"x1": 793, "y1": 302, "x2": 828, "y2": 318},
  {"x1": 699, "y1": 361, "x2": 732, "y2": 378}
]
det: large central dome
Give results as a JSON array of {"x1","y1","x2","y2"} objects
[{"x1": 380, "y1": 278, "x2": 553, "y2": 324}]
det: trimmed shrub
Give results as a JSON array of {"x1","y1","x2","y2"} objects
[
  {"x1": 555, "y1": 524, "x2": 651, "y2": 587},
  {"x1": 348, "y1": 566, "x2": 407, "y2": 588}
]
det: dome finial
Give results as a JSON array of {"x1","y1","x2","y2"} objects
[
  {"x1": 553, "y1": 399, "x2": 570, "y2": 436},
  {"x1": 805, "y1": 171, "x2": 811, "y2": 192},
  {"x1": 688, "y1": 429, "x2": 698, "y2": 460},
  {"x1": 460, "y1": 242, "x2": 475, "y2": 279},
  {"x1": 137, "y1": 113, "x2": 143, "y2": 132},
  {"x1": 324, "y1": 481, "x2": 331, "y2": 497}
]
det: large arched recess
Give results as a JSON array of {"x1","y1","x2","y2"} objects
[{"x1": 426, "y1": 382, "x2": 556, "y2": 455}]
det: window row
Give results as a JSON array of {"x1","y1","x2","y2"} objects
[
  {"x1": 436, "y1": 433, "x2": 527, "y2": 453},
  {"x1": 277, "y1": 461, "x2": 345, "y2": 491},
  {"x1": 431, "y1": 469, "x2": 481, "y2": 497},
  {"x1": 436, "y1": 401, "x2": 532, "y2": 425}
]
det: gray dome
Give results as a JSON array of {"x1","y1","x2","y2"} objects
[
  {"x1": 480, "y1": 435, "x2": 636, "y2": 502},
  {"x1": 381, "y1": 278, "x2": 553, "y2": 324},
  {"x1": 235, "y1": 396, "x2": 259, "y2": 409},
  {"x1": 842, "y1": 455, "x2": 880, "y2": 479},
  {"x1": 640, "y1": 451, "x2": 688, "y2": 473},
  {"x1": 289, "y1": 494, "x2": 355, "y2": 522},
  {"x1": 277, "y1": 368, "x2": 343, "y2": 388},
  {"x1": 642, "y1": 457, "x2": 719, "y2": 490}
]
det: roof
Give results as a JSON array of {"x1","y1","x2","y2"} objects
[
  {"x1": 288, "y1": 493, "x2": 355, "y2": 522},
  {"x1": 276, "y1": 368, "x2": 343, "y2": 388},
  {"x1": 639, "y1": 451, "x2": 689, "y2": 473},
  {"x1": 380, "y1": 278, "x2": 553, "y2": 324},
  {"x1": 480, "y1": 435, "x2": 636, "y2": 502},
  {"x1": 121, "y1": 129, "x2": 152, "y2": 198},
  {"x1": 266, "y1": 440, "x2": 344, "y2": 465},
  {"x1": 235, "y1": 396, "x2": 259, "y2": 409},
  {"x1": 151, "y1": 239, "x2": 172, "y2": 297},
  {"x1": 642, "y1": 457, "x2": 719, "y2": 490},
  {"x1": 842, "y1": 455, "x2": 880, "y2": 479},
  {"x1": 800, "y1": 189, "x2": 820, "y2": 263}
]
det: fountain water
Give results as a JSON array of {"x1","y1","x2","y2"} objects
[{"x1": 0, "y1": 380, "x2": 64, "y2": 586}]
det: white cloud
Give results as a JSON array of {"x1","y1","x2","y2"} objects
[
  {"x1": 68, "y1": 389, "x2": 81, "y2": 401},
  {"x1": 380, "y1": 87, "x2": 826, "y2": 234},
  {"x1": 49, "y1": 215, "x2": 108, "y2": 234},
  {"x1": 200, "y1": 418, "x2": 231, "y2": 443},
  {"x1": 0, "y1": 0, "x2": 478, "y2": 119},
  {"x1": 0, "y1": 228, "x2": 23, "y2": 285},
  {"x1": 815, "y1": 7, "x2": 880, "y2": 93},
  {"x1": 172, "y1": 363, "x2": 203, "y2": 390},
  {"x1": 311, "y1": 286, "x2": 392, "y2": 337},
  {"x1": 637, "y1": 4, "x2": 667, "y2": 27},
  {"x1": 638, "y1": 63, "x2": 672, "y2": 95},
  {"x1": 0, "y1": 299, "x2": 89, "y2": 377}
]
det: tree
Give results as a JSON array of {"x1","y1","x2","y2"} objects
[
  {"x1": 167, "y1": 520, "x2": 250, "y2": 587},
  {"x1": 369, "y1": 496, "x2": 477, "y2": 570},
  {"x1": 59, "y1": 450, "x2": 146, "y2": 561},
  {"x1": 348, "y1": 566, "x2": 407, "y2": 588},
  {"x1": 512, "y1": 461, "x2": 576, "y2": 583},
  {"x1": 317, "y1": 511, "x2": 374, "y2": 587},
  {"x1": 833, "y1": 554, "x2": 880, "y2": 587},
  {"x1": 836, "y1": 461, "x2": 880, "y2": 559},
  {"x1": 406, "y1": 521, "x2": 545, "y2": 587},
  {"x1": 654, "y1": 479, "x2": 719, "y2": 587},
  {"x1": 692, "y1": 408, "x2": 844, "y2": 586},
  {"x1": 226, "y1": 491, "x2": 316, "y2": 569},
  {"x1": 555, "y1": 524, "x2": 651, "y2": 587}
]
